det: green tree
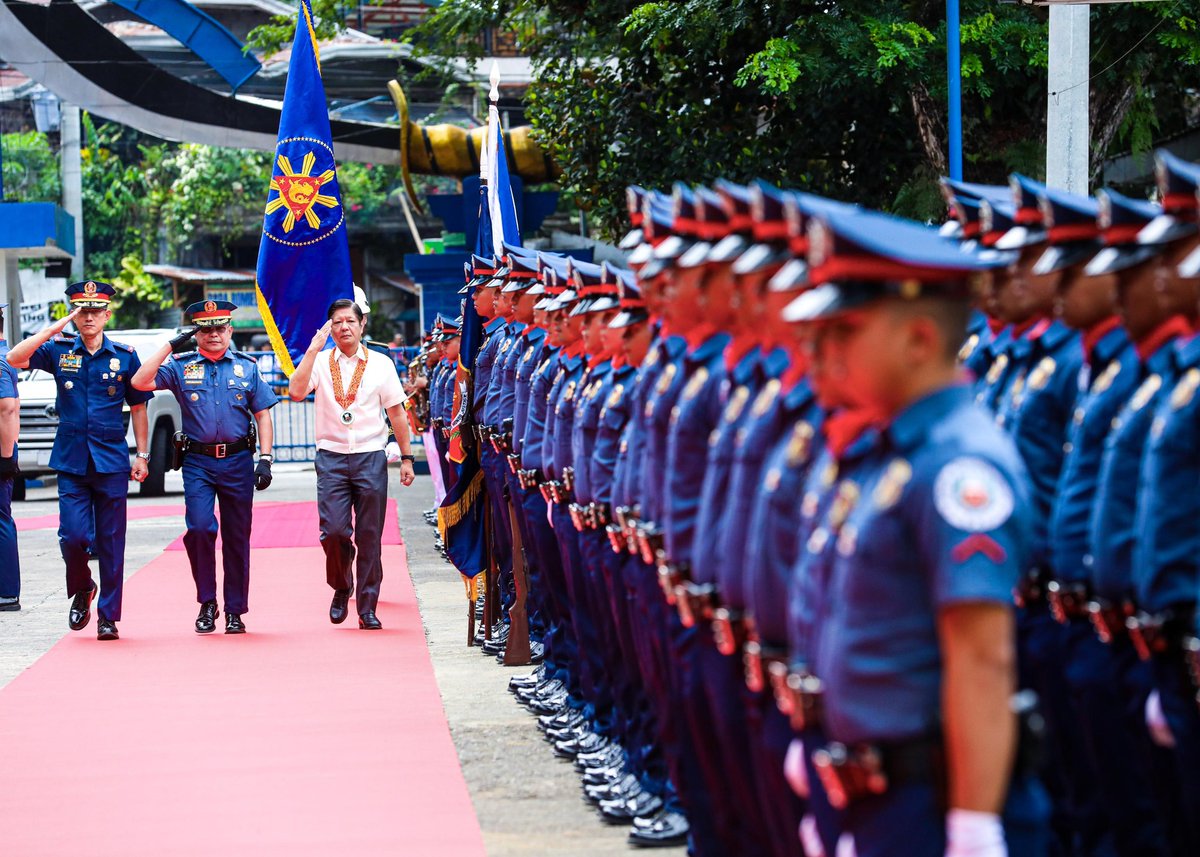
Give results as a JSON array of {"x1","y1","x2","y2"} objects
[
  {"x1": 398, "y1": 1, "x2": 1200, "y2": 232},
  {"x1": 1, "y1": 131, "x2": 62, "y2": 202},
  {"x1": 108, "y1": 254, "x2": 173, "y2": 329}
]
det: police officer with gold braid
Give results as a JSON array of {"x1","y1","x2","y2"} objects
[
  {"x1": 6, "y1": 281, "x2": 153, "y2": 641},
  {"x1": 132, "y1": 300, "x2": 278, "y2": 634}
]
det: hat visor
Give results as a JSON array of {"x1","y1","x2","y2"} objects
[
  {"x1": 734, "y1": 243, "x2": 786, "y2": 276},
  {"x1": 569, "y1": 298, "x2": 597, "y2": 317},
  {"x1": 993, "y1": 225, "x2": 1047, "y2": 251},
  {"x1": 481, "y1": 277, "x2": 505, "y2": 288},
  {"x1": 457, "y1": 283, "x2": 474, "y2": 294},
  {"x1": 939, "y1": 220, "x2": 964, "y2": 239},
  {"x1": 533, "y1": 297, "x2": 556, "y2": 311},
  {"x1": 619, "y1": 228, "x2": 644, "y2": 251},
  {"x1": 767, "y1": 259, "x2": 809, "y2": 293},
  {"x1": 1179, "y1": 243, "x2": 1200, "y2": 279},
  {"x1": 676, "y1": 241, "x2": 714, "y2": 270},
  {"x1": 1084, "y1": 245, "x2": 1159, "y2": 277},
  {"x1": 1034, "y1": 243, "x2": 1099, "y2": 276},
  {"x1": 609, "y1": 309, "x2": 649, "y2": 329},
  {"x1": 502, "y1": 280, "x2": 532, "y2": 293},
  {"x1": 782, "y1": 283, "x2": 877, "y2": 323},
  {"x1": 527, "y1": 282, "x2": 547, "y2": 296},
  {"x1": 582, "y1": 296, "x2": 619, "y2": 314},
  {"x1": 638, "y1": 257, "x2": 668, "y2": 281},
  {"x1": 708, "y1": 234, "x2": 749, "y2": 265},
  {"x1": 627, "y1": 243, "x2": 655, "y2": 267},
  {"x1": 652, "y1": 234, "x2": 693, "y2": 261},
  {"x1": 1138, "y1": 214, "x2": 1198, "y2": 246}
]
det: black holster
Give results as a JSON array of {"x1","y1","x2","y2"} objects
[{"x1": 171, "y1": 432, "x2": 188, "y2": 471}]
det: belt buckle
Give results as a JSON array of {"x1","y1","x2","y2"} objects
[
  {"x1": 676, "y1": 585, "x2": 694, "y2": 627},
  {"x1": 658, "y1": 564, "x2": 677, "y2": 605},
  {"x1": 811, "y1": 746, "x2": 849, "y2": 811},
  {"x1": 214, "y1": 443, "x2": 227, "y2": 459},
  {"x1": 1128, "y1": 613, "x2": 1159, "y2": 661},
  {"x1": 743, "y1": 640, "x2": 765, "y2": 693},
  {"x1": 712, "y1": 608, "x2": 736, "y2": 656},
  {"x1": 768, "y1": 660, "x2": 792, "y2": 716},
  {"x1": 605, "y1": 523, "x2": 625, "y2": 554}
]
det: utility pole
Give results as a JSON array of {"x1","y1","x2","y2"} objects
[
  {"x1": 61, "y1": 103, "x2": 84, "y2": 279},
  {"x1": 947, "y1": 0, "x2": 963, "y2": 181},
  {"x1": 1045, "y1": 3, "x2": 1090, "y2": 192}
]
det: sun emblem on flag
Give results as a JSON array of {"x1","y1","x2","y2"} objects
[{"x1": 265, "y1": 149, "x2": 340, "y2": 233}]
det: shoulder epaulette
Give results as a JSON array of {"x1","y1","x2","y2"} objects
[
  {"x1": 52, "y1": 334, "x2": 74, "y2": 343},
  {"x1": 112, "y1": 341, "x2": 135, "y2": 352},
  {"x1": 174, "y1": 350, "x2": 198, "y2": 360},
  {"x1": 233, "y1": 349, "x2": 258, "y2": 363}
]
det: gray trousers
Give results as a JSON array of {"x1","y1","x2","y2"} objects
[{"x1": 315, "y1": 449, "x2": 388, "y2": 617}]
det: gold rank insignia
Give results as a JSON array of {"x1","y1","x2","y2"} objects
[
  {"x1": 1130, "y1": 374, "x2": 1162, "y2": 412},
  {"x1": 708, "y1": 428, "x2": 721, "y2": 449},
  {"x1": 1091, "y1": 361, "x2": 1119, "y2": 394},
  {"x1": 563, "y1": 380, "x2": 578, "y2": 402},
  {"x1": 985, "y1": 353, "x2": 1009, "y2": 385},
  {"x1": 655, "y1": 363, "x2": 678, "y2": 395},
  {"x1": 801, "y1": 491, "x2": 819, "y2": 518},
  {"x1": 836, "y1": 524, "x2": 858, "y2": 557},
  {"x1": 1009, "y1": 373, "x2": 1026, "y2": 401},
  {"x1": 723, "y1": 386, "x2": 750, "y2": 424},
  {"x1": 751, "y1": 379, "x2": 782, "y2": 418},
  {"x1": 500, "y1": 339, "x2": 512, "y2": 353},
  {"x1": 873, "y1": 458, "x2": 913, "y2": 510},
  {"x1": 764, "y1": 466, "x2": 782, "y2": 493},
  {"x1": 670, "y1": 405, "x2": 681, "y2": 426},
  {"x1": 1170, "y1": 368, "x2": 1200, "y2": 410},
  {"x1": 607, "y1": 385, "x2": 625, "y2": 410},
  {"x1": 807, "y1": 527, "x2": 830, "y2": 555},
  {"x1": 957, "y1": 333, "x2": 979, "y2": 364},
  {"x1": 644, "y1": 347, "x2": 660, "y2": 368},
  {"x1": 820, "y1": 461, "x2": 838, "y2": 488},
  {"x1": 620, "y1": 439, "x2": 629, "y2": 454},
  {"x1": 554, "y1": 368, "x2": 566, "y2": 385},
  {"x1": 828, "y1": 481, "x2": 860, "y2": 529},
  {"x1": 682, "y1": 367, "x2": 709, "y2": 401},
  {"x1": 584, "y1": 380, "x2": 601, "y2": 400},
  {"x1": 1027, "y1": 357, "x2": 1057, "y2": 392},
  {"x1": 786, "y1": 421, "x2": 815, "y2": 466}
]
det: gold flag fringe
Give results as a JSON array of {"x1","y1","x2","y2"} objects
[{"x1": 255, "y1": 282, "x2": 297, "y2": 378}]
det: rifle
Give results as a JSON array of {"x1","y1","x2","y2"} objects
[{"x1": 503, "y1": 481, "x2": 532, "y2": 666}]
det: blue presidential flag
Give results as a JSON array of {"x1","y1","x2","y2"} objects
[{"x1": 254, "y1": 0, "x2": 352, "y2": 376}]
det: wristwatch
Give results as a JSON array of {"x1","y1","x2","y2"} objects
[
  {"x1": 400, "y1": 454, "x2": 416, "y2": 463},
  {"x1": 136, "y1": 452, "x2": 151, "y2": 461},
  {"x1": 260, "y1": 454, "x2": 274, "y2": 461}
]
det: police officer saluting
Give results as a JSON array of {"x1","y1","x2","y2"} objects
[
  {"x1": 131, "y1": 300, "x2": 278, "y2": 634},
  {"x1": 6, "y1": 281, "x2": 153, "y2": 640}
]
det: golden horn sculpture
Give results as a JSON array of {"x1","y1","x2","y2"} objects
[{"x1": 387, "y1": 80, "x2": 559, "y2": 213}]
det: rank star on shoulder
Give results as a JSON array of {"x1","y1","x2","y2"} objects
[{"x1": 265, "y1": 150, "x2": 339, "y2": 232}]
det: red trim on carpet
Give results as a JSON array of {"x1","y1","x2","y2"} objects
[{"x1": 0, "y1": 540, "x2": 483, "y2": 856}]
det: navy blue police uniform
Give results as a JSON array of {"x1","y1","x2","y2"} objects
[
  {"x1": 0, "y1": 321, "x2": 19, "y2": 607},
  {"x1": 154, "y1": 300, "x2": 277, "y2": 626},
  {"x1": 29, "y1": 282, "x2": 154, "y2": 629}
]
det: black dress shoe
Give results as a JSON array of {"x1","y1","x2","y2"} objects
[
  {"x1": 0, "y1": 596, "x2": 20, "y2": 612},
  {"x1": 329, "y1": 589, "x2": 351, "y2": 624},
  {"x1": 358, "y1": 612, "x2": 382, "y2": 630},
  {"x1": 69, "y1": 581, "x2": 97, "y2": 631},
  {"x1": 195, "y1": 600, "x2": 219, "y2": 634},
  {"x1": 600, "y1": 791, "x2": 663, "y2": 824},
  {"x1": 628, "y1": 810, "x2": 689, "y2": 847},
  {"x1": 581, "y1": 764, "x2": 626, "y2": 786},
  {"x1": 97, "y1": 617, "x2": 119, "y2": 641},
  {"x1": 225, "y1": 613, "x2": 246, "y2": 634},
  {"x1": 575, "y1": 743, "x2": 624, "y2": 772}
]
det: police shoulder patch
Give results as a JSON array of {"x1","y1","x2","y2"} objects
[{"x1": 933, "y1": 457, "x2": 1014, "y2": 533}]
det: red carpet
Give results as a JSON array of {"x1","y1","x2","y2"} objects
[
  {"x1": 0, "y1": 535, "x2": 483, "y2": 856},
  {"x1": 164, "y1": 499, "x2": 404, "y2": 550}
]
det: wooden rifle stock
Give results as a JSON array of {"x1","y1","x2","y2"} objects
[{"x1": 503, "y1": 484, "x2": 532, "y2": 666}]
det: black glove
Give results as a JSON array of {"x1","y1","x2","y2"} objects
[
  {"x1": 170, "y1": 327, "x2": 198, "y2": 349},
  {"x1": 254, "y1": 458, "x2": 273, "y2": 491},
  {"x1": 0, "y1": 455, "x2": 17, "y2": 479}
]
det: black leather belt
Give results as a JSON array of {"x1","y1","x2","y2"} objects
[
  {"x1": 1046, "y1": 579, "x2": 1091, "y2": 624},
  {"x1": 811, "y1": 736, "x2": 943, "y2": 811},
  {"x1": 186, "y1": 436, "x2": 253, "y2": 459}
]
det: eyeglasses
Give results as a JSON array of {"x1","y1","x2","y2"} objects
[{"x1": 199, "y1": 324, "x2": 231, "y2": 333}]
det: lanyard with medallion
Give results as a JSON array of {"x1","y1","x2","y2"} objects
[{"x1": 330, "y1": 347, "x2": 367, "y2": 425}]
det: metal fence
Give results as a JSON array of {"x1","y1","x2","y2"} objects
[{"x1": 245, "y1": 349, "x2": 422, "y2": 464}]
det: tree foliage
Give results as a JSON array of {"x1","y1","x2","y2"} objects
[
  {"x1": 1, "y1": 131, "x2": 62, "y2": 202},
  {"x1": 398, "y1": 0, "x2": 1200, "y2": 233}
]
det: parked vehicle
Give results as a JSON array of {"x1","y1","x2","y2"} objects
[{"x1": 13, "y1": 329, "x2": 183, "y2": 498}]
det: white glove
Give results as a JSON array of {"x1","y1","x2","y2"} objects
[
  {"x1": 799, "y1": 815, "x2": 825, "y2": 857},
  {"x1": 945, "y1": 809, "x2": 1006, "y2": 857},
  {"x1": 1146, "y1": 690, "x2": 1177, "y2": 748},
  {"x1": 784, "y1": 738, "x2": 810, "y2": 798},
  {"x1": 385, "y1": 441, "x2": 402, "y2": 464}
]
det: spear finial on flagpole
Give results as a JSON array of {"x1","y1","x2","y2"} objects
[{"x1": 489, "y1": 61, "x2": 501, "y2": 104}]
